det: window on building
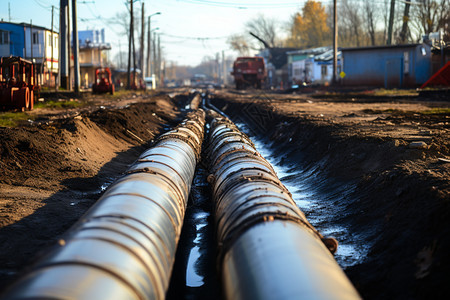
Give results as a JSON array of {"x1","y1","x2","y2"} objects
[
  {"x1": 54, "y1": 36, "x2": 58, "y2": 48},
  {"x1": 321, "y1": 65, "x2": 328, "y2": 76},
  {"x1": 33, "y1": 32, "x2": 39, "y2": 44},
  {"x1": 0, "y1": 30, "x2": 9, "y2": 45},
  {"x1": 404, "y1": 51, "x2": 410, "y2": 75},
  {"x1": 421, "y1": 47, "x2": 427, "y2": 56},
  {"x1": 48, "y1": 35, "x2": 52, "y2": 46}
]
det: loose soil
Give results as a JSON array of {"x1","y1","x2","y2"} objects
[
  {"x1": 0, "y1": 88, "x2": 449, "y2": 299},
  {"x1": 0, "y1": 91, "x2": 189, "y2": 290}
]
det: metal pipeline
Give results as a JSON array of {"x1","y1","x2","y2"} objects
[
  {"x1": 205, "y1": 110, "x2": 360, "y2": 300},
  {"x1": 1, "y1": 109, "x2": 205, "y2": 300}
]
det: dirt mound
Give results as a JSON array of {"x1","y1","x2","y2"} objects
[
  {"x1": 211, "y1": 92, "x2": 450, "y2": 299},
  {"x1": 0, "y1": 93, "x2": 184, "y2": 289}
]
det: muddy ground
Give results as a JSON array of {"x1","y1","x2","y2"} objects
[{"x1": 0, "y1": 88, "x2": 449, "y2": 299}]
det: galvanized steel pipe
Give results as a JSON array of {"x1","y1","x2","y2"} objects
[
  {"x1": 206, "y1": 110, "x2": 360, "y2": 300},
  {"x1": 1, "y1": 109, "x2": 205, "y2": 300}
]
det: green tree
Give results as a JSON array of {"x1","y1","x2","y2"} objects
[{"x1": 286, "y1": 0, "x2": 330, "y2": 48}]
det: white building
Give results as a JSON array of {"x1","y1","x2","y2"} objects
[{"x1": 287, "y1": 47, "x2": 341, "y2": 86}]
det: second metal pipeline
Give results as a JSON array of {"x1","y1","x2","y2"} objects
[
  {"x1": 1, "y1": 109, "x2": 205, "y2": 300},
  {"x1": 205, "y1": 110, "x2": 360, "y2": 300}
]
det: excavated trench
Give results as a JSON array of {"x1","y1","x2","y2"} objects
[
  {"x1": 207, "y1": 93, "x2": 450, "y2": 300},
  {"x1": 2, "y1": 91, "x2": 448, "y2": 299},
  {"x1": 234, "y1": 121, "x2": 370, "y2": 269},
  {"x1": 166, "y1": 95, "x2": 361, "y2": 299},
  {"x1": 1, "y1": 95, "x2": 362, "y2": 298}
]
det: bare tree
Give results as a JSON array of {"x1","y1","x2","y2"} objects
[
  {"x1": 227, "y1": 34, "x2": 252, "y2": 56},
  {"x1": 245, "y1": 14, "x2": 281, "y2": 48},
  {"x1": 112, "y1": 11, "x2": 130, "y2": 40},
  {"x1": 113, "y1": 51, "x2": 128, "y2": 69},
  {"x1": 111, "y1": 6, "x2": 143, "y2": 60},
  {"x1": 398, "y1": 0, "x2": 412, "y2": 43},
  {"x1": 443, "y1": 14, "x2": 450, "y2": 42},
  {"x1": 364, "y1": 1, "x2": 378, "y2": 45},
  {"x1": 339, "y1": 0, "x2": 363, "y2": 47},
  {"x1": 227, "y1": 14, "x2": 280, "y2": 56},
  {"x1": 381, "y1": 0, "x2": 390, "y2": 43},
  {"x1": 410, "y1": 0, "x2": 450, "y2": 41}
]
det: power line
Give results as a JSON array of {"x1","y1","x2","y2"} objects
[
  {"x1": 161, "y1": 33, "x2": 228, "y2": 40},
  {"x1": 82, "y1": 1, "x2": 122, "y2": 35},
  {"x1": 33, "y1": 0, "x2": 53, "y2": 10},
  {"x1": 177, "y1": 0, "x2": 303, "y2": 8}
]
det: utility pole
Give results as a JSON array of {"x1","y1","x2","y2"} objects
[
  {"x1": 8, "y1": 2, "x2": 11, "y2": 22},
  {"x1": 333, "y1": 0, "x2": 338, "y2": 84},
  {"x1": 215, "y1": 52, "x2": 219, "y2": 82},
  {"x1": 67, "y1": 2, "x2": 71, "y2": 90},
  {"x1": 72, "y1": 0, "x2": 80, "y2": 93},
  {"x1": 132, "y1": 26, "x2": 137, "y2": 89},
  {"x1": 127, "y1": 0, "x2": 133, "y2": 89},
  {"x1": 51, "y1": 5, "x2": 54, "y2": 88},
  {"x1": 23, "y1": 26, "x2": 26, "y2": 58},
  {"x1": 146, "y1": 12, "x2": 160, "y2": 78},
  {"x1": 387, "y1": 0, "x2": 396, "y2": 45},
  {"x1": 157, "y1": 34, "x2": 161, "y2": 86},
  {"x1": 162, "y1": 60, "x2": 165, "y2": 87},
  {"x1": 153, "y1": 31, "x2": 157, "y2": 85},
  {"x1": 140, "y1": 2, "x2": 145, "y2": 76},
  {"x1": 30, "y1": 20, "x2": 33, "y2": 62},
  {"x1": 147, "y1": 16, "x2": 151, "y2": 78},
  {"x1": 119, "y1": 40, "x2": 122, "y2": 69},
  {"x1": 399, "y1": 0, "x2": 411, "y2": 43},
  {"x1": 59, "y1": 0, "x2": 69, "y2": 89},
  {"x1": 222, "y1": 50, "x2": 227, "y2": 86}
]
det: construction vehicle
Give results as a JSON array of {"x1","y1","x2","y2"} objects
[
  {"x1": 92, "y1": 67, "x2": 115, "y2": 95},
  {"x1": 421, "y1": 61, "x2": 450, "y2": 88},
  {"x1": 231, "y1": 56, "x2": 266, "y2": 89},
  {"x1": 0, "y1": 56, "x2": 37, "y2": 111}
]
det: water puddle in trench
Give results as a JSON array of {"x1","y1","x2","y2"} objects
[
  {"x1": 185, "y1": 211, "x2": 209, "y2": 287},
  {"x1": 167, "y1": 166, "x2": 220, "y2": 299},
  {"x1": 235, "y1": 123, "x2": 370, "y2": 269}
]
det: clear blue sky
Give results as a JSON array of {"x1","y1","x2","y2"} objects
[{"x1": 0, "y1": 0, "x2": 316, "y2": 66}]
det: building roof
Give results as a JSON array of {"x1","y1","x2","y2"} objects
[
  {"x1": 341, "y1": 43, "x2": 422, "y2": 52},
  {"x1": 286, "y1": 46, "x2": 331, "y2": 56},
  {"x1": 0, "y1": 21, "x2": 57, "y2": 34},
  {"x1": 315, "y1": 49, "x2": 341, "y2": 61}
]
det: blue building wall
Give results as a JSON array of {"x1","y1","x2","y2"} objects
[
  {"x1": 0, "y1": 23, "x2": 25, "y2": 57},
  {"x1": 342, "y1": 44, "x2": 432, "y2": 88}
]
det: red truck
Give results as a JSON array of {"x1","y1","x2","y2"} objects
[{"x1": 231, "y1": 56, "x2": 266, "y2": 89}]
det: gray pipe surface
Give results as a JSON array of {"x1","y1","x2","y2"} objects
[
  {"x1": 1, "y1": 109, "x2": 205, "y2": 300},
  {"x1": 206, "y1": 110, "x2": 360, "y2": 300}
]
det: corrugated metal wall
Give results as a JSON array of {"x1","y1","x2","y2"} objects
[{"x1": 342, "y1": 44, "x2": 432, "y2": 88}]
